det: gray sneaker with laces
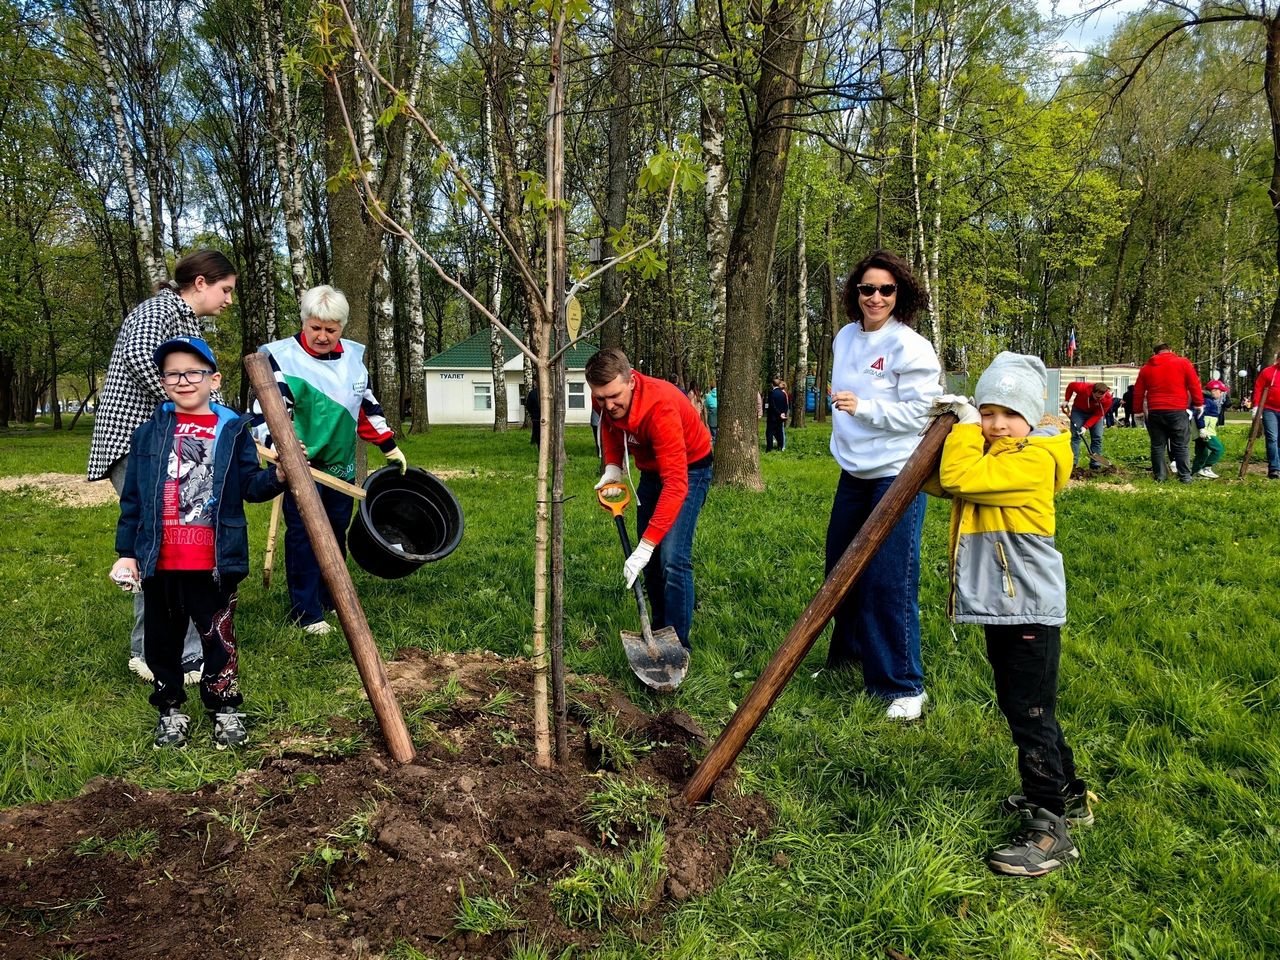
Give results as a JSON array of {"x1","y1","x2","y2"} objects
[
  {"x1": 153, "y1": 709, "x2": 190, "y2": 749},
  {"x1": 211, "y1": 707, "x2": 248, "y2": 750},
  {"x1": 987, "y1": 806, "x2": 1079, "y2": 877}
]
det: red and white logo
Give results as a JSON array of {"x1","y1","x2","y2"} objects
[{"x1": 870, "y1": 357, "x2": 885, "y2": 371}]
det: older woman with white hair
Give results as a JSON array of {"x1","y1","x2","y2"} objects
[{"x1": 253, "y1": 285, "x2": 407, "y2": 634}]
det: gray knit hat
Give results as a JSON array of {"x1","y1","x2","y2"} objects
[{"x1": 974, "y1": 352, "x2": 1046, "y2": 428}]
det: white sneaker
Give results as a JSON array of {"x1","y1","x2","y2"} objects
[
  {"x1": 886, "y1": 691, "x2": 929, "y2": 721},
  {"x1": 302, "y1": 620, "x2": 333, "y2": 635},
  {"x1": 1197, "y1": 467, "x2": 1219, "y2": 479},
  {"x1": 127, "y1": 656, "x2": 154, "y2": 682}
]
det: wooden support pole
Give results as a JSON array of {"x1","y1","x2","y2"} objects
[
  {"x1": 1238, "y1": 384, "x2": 1270, "y2": 479},
  {"x1": 244, "y1": 353, "x2": 415, "y2": 764},
  {"x1": 256, "y1": 442, "x2": 367, "y2": 500},
  {"x1": 683, "y1": 413, "x2": 957, "y2": 804},
  {"x1": 262, "y1": 494, "x2": 283, "y2": 588}
]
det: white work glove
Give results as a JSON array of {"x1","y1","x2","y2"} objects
[
  {"x1": 594, "y1": 463, "x2": 624, "y2": 490},
  {"x1": 110, "y1": 558, "x2": 142, "y2": 594},
  {"x1": 623, "y1": 539, "x2": 655, "y2": 589},
  {"x1": 1198, "y1": 428, "x2": 1209, "y2": 440},
  {"x1": 929, "y1": 394, "x2": 981, "y2": 425},
  {"x1": 384, "y1": 447, "x2": 408, "y2": 473}
]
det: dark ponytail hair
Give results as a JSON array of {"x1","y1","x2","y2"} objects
[
  {"x1": 157, "y1": 249, "x2": 237, "y2": 294},
  {"x1": 842, "y1": 249, "x2": 927, "y2": 329}
]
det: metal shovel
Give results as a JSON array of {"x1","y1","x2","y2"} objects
[{"x1": 596, "y1": 482, "x2": 689, "y2": 692}]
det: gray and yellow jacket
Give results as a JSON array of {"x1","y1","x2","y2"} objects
[{"x1": 928, "y1": 423, "x2": 1072, "y2": 626}]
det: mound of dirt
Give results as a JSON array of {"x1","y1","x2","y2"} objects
[
  {"x1": 0, "y1": 473, "x2": 118, "y2": 507},
  {"x1": 0, "y1": 651, "x2": 768, "y2": 960}
]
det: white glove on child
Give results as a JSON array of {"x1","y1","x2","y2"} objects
[
  {"x1": 594, "y1": 463, "x2": 624, "y2": 490},
  {"x1": 929, "y1": 394, "x2": 981, "y2": 425},
  {"x1": 1198, "y1": 428, "x2": 1209, "y2": 440},
  {"x1": 623, "y1": 539, "x2": 655, "y2": 589},
  {"x1": 110, "y1": 558, "x2": 142, "y2": 594}
]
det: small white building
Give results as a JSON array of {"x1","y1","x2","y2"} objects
[
  {"x1": 423, "y1": 331, "x2": 597, "y2": 425},
  {"x1": 1046, "y1": 365, "x2": 1144, "y2": 404}
]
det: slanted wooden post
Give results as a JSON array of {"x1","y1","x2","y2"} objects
[
  {"x1": 683, "y1": 413, "x2": 956, "y2": 804},
  {"x1": 244, "y1": 353, "x2": 415, "y2": 764},
  {"x1": 1238, "y1": 384, "x2": 1270, "y2": 479}
]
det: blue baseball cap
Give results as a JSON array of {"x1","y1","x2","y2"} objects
[{"x1": 154, "y1": 336, "x2": 218, "y2": 372}]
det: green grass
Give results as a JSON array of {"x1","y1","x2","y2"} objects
[{"x1": 2, "y1": 418, "x2": 1279, "y2": 958}]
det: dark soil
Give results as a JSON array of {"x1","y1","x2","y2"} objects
[{"x1": 0, "y1": 650, "x2": 769, "y2": 959}]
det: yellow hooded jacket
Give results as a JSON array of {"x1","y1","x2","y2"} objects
[{"x1": 931, "y1": 423, "x2": 1073, "y2": 625}]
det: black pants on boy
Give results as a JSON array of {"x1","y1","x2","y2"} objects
[
  {"x1": 985, "y1": 623, "x2": 1078, "y2": 815},
  {"x1": 1144, "y1": 409, "x2": 1192, "y2": 482},
  {"x1": 143, "y1": 571, "x2": 243, "y2": 713}
]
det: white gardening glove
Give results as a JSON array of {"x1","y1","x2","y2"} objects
[
  {"x1": 110, "y1": 558, "x2": 142, "y2": 594},
  {"x1": 384, "y1": 447, "x2": 408, "y2": 473},
  {"x1": 1198, "y1": 428, "x2": 1209, "y2": 440},
  {"x1": 594, "y1": 463, "x2": 624, "y2": 490},
  {"x1": 930, "y1": 394, "x2": 981, "y2": 425},
  {"x1": 623, "y1": 539, "x2": 655, "y2": 589}
]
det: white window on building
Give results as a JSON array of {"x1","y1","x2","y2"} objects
[
  {"x1": 568, "y1": 381, "x2": 586, "y2": 410},
  {"x1": 473, "y1": 381, "x2": 492, "y2": 411}
]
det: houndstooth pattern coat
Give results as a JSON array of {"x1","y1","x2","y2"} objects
[{"x1": 87, "y1": 289, "x2": 214, "y2": 480}]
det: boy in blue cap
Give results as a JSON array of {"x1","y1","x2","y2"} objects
[{"x1": 110, "y1": 337, "x2": 286, "y2": 749}]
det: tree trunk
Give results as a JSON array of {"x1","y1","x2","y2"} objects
[
  {"x1": 697, "y1": 0, "x2": 729, "y2": 366},
  {"x1": 599, "y1": 0, "x2": 634, "y2": 349},
  {"x1": 792, "y1": 195, "x2": 808, "y2": 428},
  {"x1": 260, "y1": 0, "x2": 309, "y2": 300},
  {"x1": 1262, "y1": 16, "x2": 1280, "y2": 365},
  {"x1": 715, "y1": 0, "x2": 808, "y2": 490}
]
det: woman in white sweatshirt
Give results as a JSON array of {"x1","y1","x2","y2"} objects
[{"x1": 823, "y1": 250, "x2": 942, "y2": 720}]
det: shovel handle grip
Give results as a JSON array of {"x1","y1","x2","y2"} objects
[{"x1": 613, "y1": 514, "x2": 654, "y2": 636}]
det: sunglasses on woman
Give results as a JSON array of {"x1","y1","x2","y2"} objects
[{"x1": 856, "y1": 283, "x2": 897, "y2": 297}]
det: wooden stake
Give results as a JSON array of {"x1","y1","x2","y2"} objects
[
  {"x1": 1238, "y1": 383, "x2": 1270, "y2": 479},
  {"x1": 683, "y1": 412, "x2": 956, "y2": 804},
  {"x1": 262, "y1": 494, "x2": 282, "y2": 588},
  {"x1": 244, "y1": 353, "x2": 415, "y2": 764}
]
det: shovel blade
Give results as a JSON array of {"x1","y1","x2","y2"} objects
[{"x1": 620, "y1": 627, "x2": 689, "y2": 692}]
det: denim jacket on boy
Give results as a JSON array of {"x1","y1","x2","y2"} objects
[
  {"x1": 116, "y1": 402, "x2": 284, "y2": 585},
  {"x1": 929, "y1": 423, "x2": 1073, "y2": 626}
]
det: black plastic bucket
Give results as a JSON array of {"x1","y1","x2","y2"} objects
[{"x1": 348, "y1": 466, "x2": 464, "y2": 579}]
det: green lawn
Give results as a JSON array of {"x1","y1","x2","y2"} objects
[{"x1": 1, "y1": 418, "x2": 1277, "y2": 959}]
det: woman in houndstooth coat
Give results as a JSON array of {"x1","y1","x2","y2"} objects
[
  {"x1": 88, "y1": 250, "x2": 238, "y2": 484},
  {"x1": 88, "y1": 250, "x2": 238, "y2": 685}
]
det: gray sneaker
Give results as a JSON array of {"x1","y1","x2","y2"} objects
[
  {"x1": 987, "y1": 807, "x2": 1078, "y2": 877},
  {"x1": 153, "y1": 709, "x2": 190, "y2": 749},
  {"x1": 211, "y1": 707, "x2": 248, "y2": 750}
]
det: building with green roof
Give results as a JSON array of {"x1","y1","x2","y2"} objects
[{"x1": 423, "y1": 330, "x2": 598, "y2": 425}]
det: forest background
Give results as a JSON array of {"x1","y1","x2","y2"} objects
[{"x1": 4, "y1": 0, "x2": 1280, "y2": 490}]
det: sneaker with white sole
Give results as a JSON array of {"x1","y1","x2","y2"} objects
[
  {"x1": 210, "y1": 707, "x2": 248, "y2": 750},
  {"x1": 987, "y1": 806, "x2": 1078, "y2": 877},
  {"x1": 1000, "y1": 782, "x2": 1096, "y2": 827},
  {"x1": 1196, "y1": 467, "x2": 1219, "y2": 479},
  {"x1": 128, "y1": 656, "x2": 155, "y2": 682},
  {"x1": 152, "y1": 709, "x2": 190, "y2": 749},
  {"x1": 302, "y1": 620, "x2": 333, "y2": 635},
  {"x1": 885, "y1": 690, "x2": 928, "y2": 721}
]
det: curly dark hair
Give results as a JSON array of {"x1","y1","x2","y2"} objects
[{"x1": 841, "y1": 250, "x2": 927, "y2": 329}]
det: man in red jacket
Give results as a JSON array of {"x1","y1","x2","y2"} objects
[
  {"x1": 1062, "y1": 381, "x2": 1113, "y2": 469},
  {"x1": 588, "y1": 348, "x2": 713, "y2": 649},
  {"x1": 1133, "y1": 343, "x2": 1204, "y2": 483},
  {"x1": 1253, "y1": 352, "x2": 1280, "y2": 479}
]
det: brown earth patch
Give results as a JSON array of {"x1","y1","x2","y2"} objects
[
  {"x1": 0, "y1": 650, "x2": 768, "y2": 960},
  {"x1": 0, "y1": 473, "x2": 118, "y2": 507}
]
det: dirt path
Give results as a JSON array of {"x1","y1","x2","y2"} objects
[
  {"x1": 0, "y1": 651, "x2": 769, "y2": 959},
  {"x1": 0, "y1": 473, "x2": 117, "y2": 507}
]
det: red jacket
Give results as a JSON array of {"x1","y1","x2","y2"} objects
[
  {"x1": 600, "y1": 372, "x2": 713, "y2": 546},
  {"x1": 1253, "y1": 365, "x2": 1280, "y2": 412},
  {"x1": 1133, "y1": 351, "x2": 1203, "y2": 413},
  {"x1": 1064, "y1": 381, "x2": 1113, "y2": 430}
]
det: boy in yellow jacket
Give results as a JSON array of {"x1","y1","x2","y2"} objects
[{"x1": 931, "y1": 352, "x2": 1091, "y2": 878}]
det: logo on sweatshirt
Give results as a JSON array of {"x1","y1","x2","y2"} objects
[{"x1": 867, "y1": 356, "x2": 886, "y2": 378}]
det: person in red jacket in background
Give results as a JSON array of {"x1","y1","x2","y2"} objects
[
  {"x1": 1133, "y1": 343, "x2": 1204, "y2": 483},
  {"x1": 588, "y1": 348, "x2": 714, "y2": 649},
  {"x1": 1062, "y1": 381, "x2": 1113, "y2": 470},
  {"x1": 1253, "y1": 352, "x2": 1280, "y2": 479}
]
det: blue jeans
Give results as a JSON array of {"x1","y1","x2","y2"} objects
[
  {"x1": 1069, "y1": 409, "x2": 1103, "y2": 467},
  {"x1": 1263, "y1": 409, "x2": 1280, "y2": 474},
  {"x1": 823, "y1": 472, "x2": 926, "y2": 698},
  {"x1": 284, "y1": 483, "x2": 354, "y2": 626},
  {"x1": 636, "y1": 465, "x2": 712, "y2": 648}
]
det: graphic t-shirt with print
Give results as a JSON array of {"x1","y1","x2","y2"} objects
[{"x1": 157, "y1": 413, "x2": 218, "y2": 570}]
